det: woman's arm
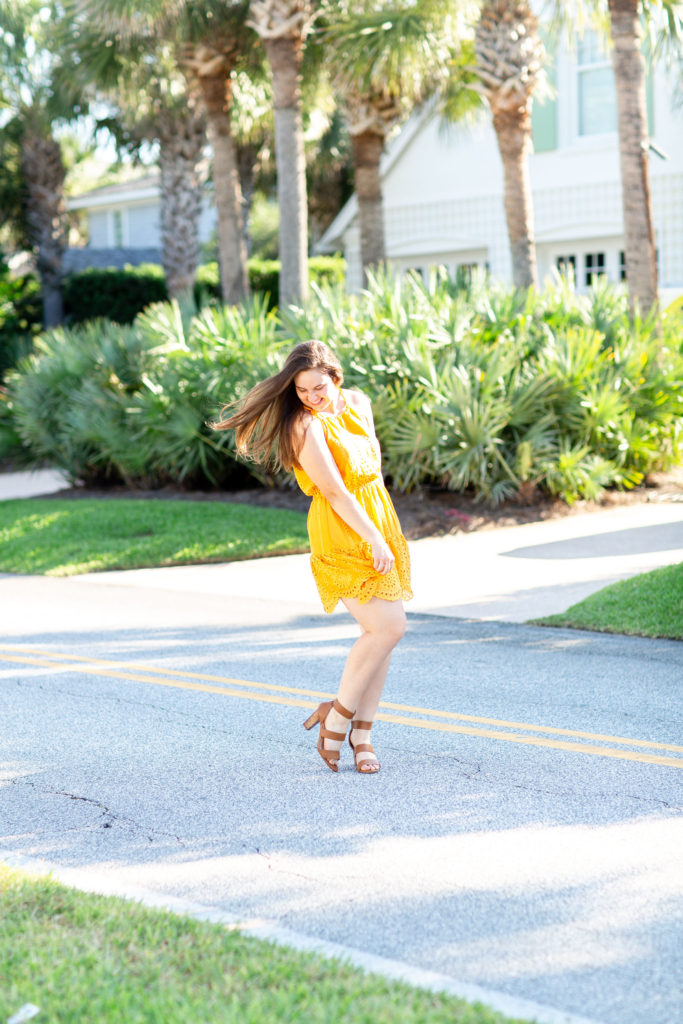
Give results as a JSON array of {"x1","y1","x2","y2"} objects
[{"x1": 296, "y1": 416, "x2": 395, "y2": 574}]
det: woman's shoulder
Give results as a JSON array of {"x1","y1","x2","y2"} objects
[
  {"x1": 293, "y1": 408, "x2": 324, "y2": 447},
  {"x1": 343, "y1": 388, "x2": 372, "y2": 413}
]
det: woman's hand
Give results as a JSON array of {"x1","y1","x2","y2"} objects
[{"x1": 371, "y1": 537, "x2": 395, "y2": 575}]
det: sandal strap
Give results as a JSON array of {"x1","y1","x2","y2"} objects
[
  {"x1": 320, "y1": 726, "x2": 347, "y2": 742},
  {"x1": 351, "y1": 720, "x2": 373, "y2": 731},
  {"x1": 333, "y1": 699, "x2": 355, "y2": 720},
  {"x1": 352, "y1": 743, "x2": 375, "y2": 755}
]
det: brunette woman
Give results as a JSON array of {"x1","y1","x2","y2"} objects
[{"x1": 212, "y1": 340, "x2": 412, "y2": 773}]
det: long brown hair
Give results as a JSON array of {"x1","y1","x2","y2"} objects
[{"x1": 211, "y1": 340, "x2": 344, "y2": 471}]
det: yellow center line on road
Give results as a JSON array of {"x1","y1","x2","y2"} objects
[
  {"x1": 1, "y1": 645, "x2": 681, "y2": 769},
  {"x1": 2, "y1": 644, "x2": 682, "y2": 754},
  {"x1": 373, "y1": 713, "x2": 683, "y2": 769},
  {"x1": 0, "y1": 653, "x2": 314, "y2": 711}
]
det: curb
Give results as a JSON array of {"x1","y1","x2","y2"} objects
[{"x1": 2, "y1": 851, "x2": 606, "y2": 1024}]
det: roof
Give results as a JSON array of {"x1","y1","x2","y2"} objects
[{"x1": 68, "y1": 173, "x2": 161, "y2": 211}]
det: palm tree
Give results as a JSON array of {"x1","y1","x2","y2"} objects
[
  {"x1": 321, "y1": 1, "x2": 454, "y2": 284},
  {"x1": 0, "y1": 1, "x2": 78, "y2": 326},
  {"x1": 556, "y1": 0, "x2": 682, "y2": 312},
  {"x1": 155, "y1": 99, "x2": 208, "y2": 303},
  {"x1": 472, "y1": 0, "x2": 546, "y2": 290},
  {"x1": 248, "y1": 0, "x2": 317, "y2": 305},
  {"x1": 81, "y1": 0, "x2": 256, "y2": 305},
  {"x1": 179, "y1": 4, "x2": 261, "y2": 304},
  {"x1": 606, "y1": 0, "x2": 657, "y2": 311},
  {"x1": 69, "y1": 34, "x2": 209, "y2": 302}
]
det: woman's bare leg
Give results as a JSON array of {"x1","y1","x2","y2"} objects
[{"x1": 322, "y1": 597, "x2": 406, "y2": 769}]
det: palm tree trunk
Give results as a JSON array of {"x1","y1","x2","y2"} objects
[
  {"x1": 157, "y1": 105, "x2": 207, "y2": 303},
  {"x1": 197, "y1": 72, "x2": 250, "y2": 306},
  {"x1": 264, "y1": 34, "x2": 308, "y2": 306},
  {"x1": 607, "y1": 0, "x2": 658, "y2": 313},
  {"x1": 352, "y1": 131, "x2": 386, "y2": 284},
  {"x1": 492, "y1": 106, "x2": 537, "y2": 290},
  {"x1": 21, "y1": 127, "x2": 67, "y2": 327}
]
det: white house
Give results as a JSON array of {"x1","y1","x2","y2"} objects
[
  {"x1": 317, "y1": 29, "x2": 683, "y2": 305},
  {"x1": 66, "y1": 173, "x2": 216, "y2": 271}
]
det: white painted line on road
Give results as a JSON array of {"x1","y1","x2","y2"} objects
[{"x1": 2, "y1": 851, "x2": 607, "y2": 1024}]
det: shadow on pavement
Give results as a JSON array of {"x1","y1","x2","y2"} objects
[{"x1": 502, "y1": 521, "x2": 683, "y2": 560}]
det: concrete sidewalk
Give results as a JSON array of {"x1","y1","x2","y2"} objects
[
  {"x1": 2, "y1": 469, "x2": 682, "y2": 621},
  {"x1": 69, "y1": 499, "x2": 683, "y2": 622},
  {"x1": 0, "y1": 467, "x2": 69, "y2": 499}
]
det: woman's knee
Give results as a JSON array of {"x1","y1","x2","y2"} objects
[
  {"x1": 377, "y1": 603, "x2": 406, "y2": 648},
  {"x1": 345, "y1": 596, "x2": 407, "y2": 647}
]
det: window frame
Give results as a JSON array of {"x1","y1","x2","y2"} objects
[{"x1": 574, "y1": 30, "x2": 618, "y2": 140}]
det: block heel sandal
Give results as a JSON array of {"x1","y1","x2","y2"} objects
[{"x1": 303, "y1": 699, "x2": 354, "y2": 772}]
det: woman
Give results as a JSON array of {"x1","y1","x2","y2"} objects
[{"x1": 212, "y1": 340, "x2": 412, "y2": 774}]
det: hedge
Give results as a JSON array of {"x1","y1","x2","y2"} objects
[{"x1": 62, "y1": 256, "x2": 347, "y2": 326}]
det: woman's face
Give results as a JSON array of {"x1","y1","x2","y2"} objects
[{"x1": 294, "y1": 368, "x2": 338, "y2": 413}]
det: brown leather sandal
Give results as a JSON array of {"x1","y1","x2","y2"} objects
[
  {"x1": 303, "y1": 699, "x2": 354, "y2": 772},
  {"x1": 348, "y1": 720, "x2": 380, "y2": 774}
]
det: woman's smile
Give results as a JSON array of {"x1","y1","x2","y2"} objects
[{"x1": 294, "y1": 368, "x2": 340, "y2": 413}]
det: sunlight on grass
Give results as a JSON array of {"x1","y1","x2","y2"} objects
[
  {"x1": 0, "y1": 865, "x2": 524, "y2": 1024},
  {"x1": 0, "y1": 498, "x2": 310, "y2": 576},
  {"x1": 533, "y1": 562, "x2": 683, "y2": 640}
]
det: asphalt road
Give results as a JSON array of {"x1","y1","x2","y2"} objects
[{"x1": 1, "y1": 573, "x2": 682, "y2": 1024}]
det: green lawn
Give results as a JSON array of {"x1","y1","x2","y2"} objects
[
  {"x1": 0, "y1": 498, "x2": 309, "y2": 576},
  {"x1": 533, "y1": 562, "x2": 683, "y2": 640},
  {"x1": 1, "y1": 865, "x2": 525, "y2": 1024}
]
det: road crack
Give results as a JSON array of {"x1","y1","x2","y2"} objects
[{"x1": 8, "y1": 777, "x2": 185, "y2": 844}]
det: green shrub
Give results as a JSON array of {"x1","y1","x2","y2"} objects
[
  {"x1": 0, "y1": 264, "x2": 42, "y2": 382},
  {"x1": 195, "y1": 260, "x2": 279, "y2": 309},
  {"x1": 195, "y1": 256, "x2": 346, "y2": 310},
  {"x1": 4, "y1": 296, "x2": 281, "y2": 488},
  {"x1": 193, "y1": 262, "x2": 221, "y2": 306},
  {"x1": 63, "y1": 264, "x2": 169, "y2": 325},
  {"x1": 5, "y1": 271, "x2": 683, "y2": 501},
  {"x1": 63, "y1": 258, "x2": 347, "y2": 324},
  {"x1": 283, "y1": 269, "x2": 683, "y2": 503},
  {"x1": 664, "y1": 293, "x2": 683, "y2": 319},
  {"x1": 309, "y1": 255, "x2": 346, "y2": 290}
]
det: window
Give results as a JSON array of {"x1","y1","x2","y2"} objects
[
  {"x1": 577, "y1": 31, "x2": 617, "y2": 136},
  {"x1": 531, "y1": 34, "x2": 557, "y2": 153},
  {"x1": 584, "y1": 252, "x2": 606, "y2": 286},
  {"x1": 112, "y1": 209, "x2": 124, "y2": 247},
  {"x1": 454, "y1": 262, "x2": 479, "y2": 286},
  {"x1": 556, "y1": 255, "x2": 576, "y2": 279}
]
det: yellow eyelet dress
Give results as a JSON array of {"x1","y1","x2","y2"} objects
[{"x1": 293, "y1": 391, "x2": 413, "y2": 614}]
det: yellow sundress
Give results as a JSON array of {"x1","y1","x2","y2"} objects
[{"x1": 293, "y1": 390, "x2": 413, "y2": 614}]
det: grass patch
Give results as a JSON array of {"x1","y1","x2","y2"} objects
[
  {"x1": 0, "y1": 865, "x2": 525, "y2": 1024},
  {"x1": 533, "y1": 562, "x2": 683, "y2": 639},
  {"x1": 0, "y1": 498, "x2": 309, "y2": 576}
]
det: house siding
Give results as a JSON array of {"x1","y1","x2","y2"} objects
[
  {"x1": 88, "y1": 211, "x2": 109, "y2": 248},
  {"x1": 130, "y1": 204, "x2": 160, "y2": 246},
  {"x1": 323, "y1": 39, "x2": 683, "y2": 303},
  {"x1": 68, "y1": 182, "x2": 216, "y2": 271}
]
